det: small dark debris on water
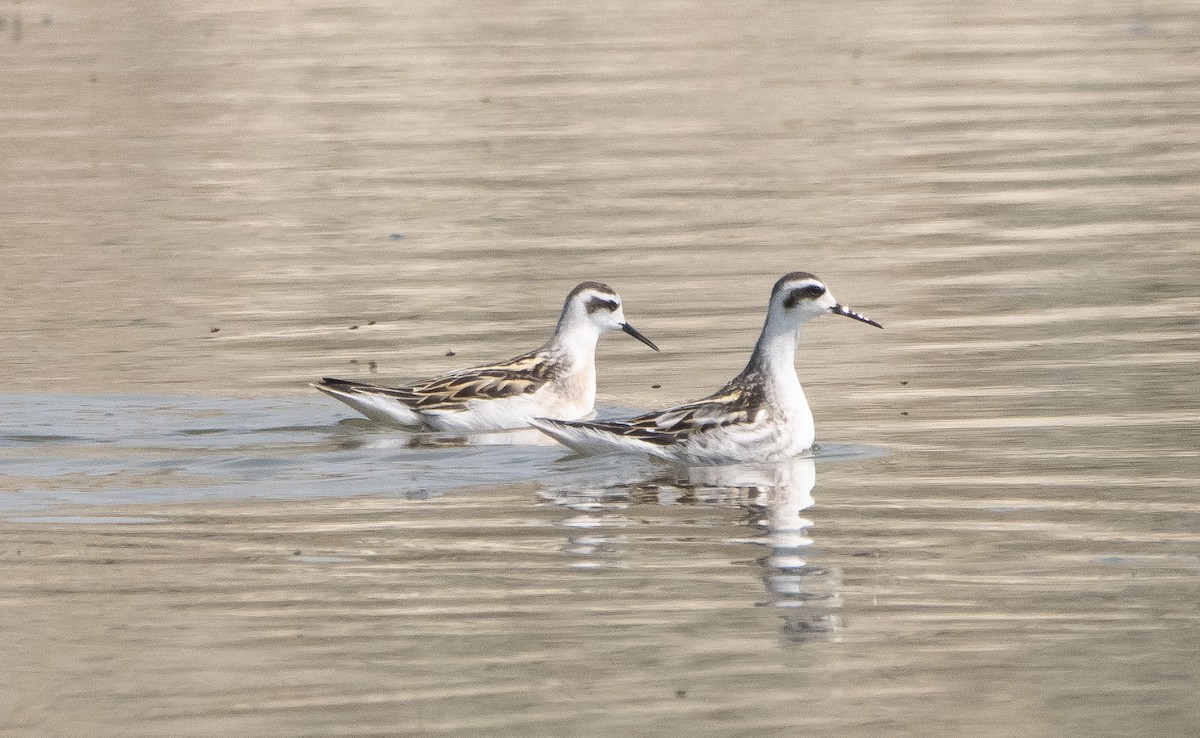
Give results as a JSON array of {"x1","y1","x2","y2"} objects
[
  {"x1": 900, "y1": 380, "x2": 908, "y2": 385},
  {"x1": 368, "y1": 361, "x2": 377, "y2": 372},
  {"x1": 651, "y1": 384, "x2": 662, "y2": 389},
  {"x1": 445, "y1": 350, "x2": 456, "y2": 357},
  {"x1": 349, "y1": 359, "x2": 358, "y2": 364},
  {"x1": 349, "y1": 325, "x2": 359, "y2": 330},
  {"x1": 209, "y1": 327, "x2": 220, "y2": 333},
  {"x1": 367, "y1": 320, "x2": 376, "y2": 325},
  {"x1": 675, "y1": 689, "x2": 687, "y2": 699},
  {"x1": 388, "y1": 233, "x2": 405, "y2": 241},
  {"x1": 294, "y1": 550, "x2": 302, "y2": 556},
  {"x1": 900, "y1": 411, "x2": 908, "y2": 416}
]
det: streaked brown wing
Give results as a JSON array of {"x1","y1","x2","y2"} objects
[
  {"x1": 407, "y1": 351, "x2": 556, "y2": 412},
  {"x1": 606, "y1": 376, "x2": 767, "y2": 443}
]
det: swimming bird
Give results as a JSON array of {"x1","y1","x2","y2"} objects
[
  {"x1": 530, "y1": 272, "x2": 880, "y2": 465},
  {"x1": 313, "y1": 282, "x2": 658, "y2": 432}
]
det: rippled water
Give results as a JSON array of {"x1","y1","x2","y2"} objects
[{"x1": 3, "y1": 0, "x2": 1200, "y2": 735}]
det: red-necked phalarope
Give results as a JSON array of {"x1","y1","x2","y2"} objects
[
  {"x1": 313, "y1": 282, "x2": 659, "y2": 431},
  {"x1": 530, "y1": 272, "x2": 881, "y2": 465}
]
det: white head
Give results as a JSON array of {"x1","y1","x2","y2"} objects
[
  {"x1": 555, "y1": 281, "x2": 659, "y2": 351},
  {"x1": 768, "y1": 272, "x2": 882, "y2": 330}
]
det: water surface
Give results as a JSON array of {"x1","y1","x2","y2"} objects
[{"x1": 2, "y1": 0, "x2": 1199, "y2": 735}]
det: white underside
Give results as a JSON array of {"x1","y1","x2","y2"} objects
[
  {"x1": 422, "y1": 389, "x2": 592, "y2": 432},
  {"x1": 315, "y1": 383, "x2": 593, "y2": 432},
  {"x1": 531, "y1": 419, "x2": 813, "y2": 465},
  {"x1": 528, "y1": 418, "x2": 670, "y2": 458},
  {"x1": 314, "y1": 385, "x2": 423, "y2": 426},
  {"x1": 531, "y1": 389, "x2": 815, "y2": 466}
]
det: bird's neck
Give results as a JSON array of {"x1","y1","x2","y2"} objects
[
  {"x1": 745, "y1": 318, "x2": 812, "y2": 443},
  {"x1": 744, "y1": 317, "x2": 804, "y2": 398},
  {"x1": 545, "y1": 322, "x2": 599, "y2": 411},
  {"x1": 547, "y1": 321, "x2": 602, "y2": 369}
]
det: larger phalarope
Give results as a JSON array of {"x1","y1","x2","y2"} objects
[
  {"x1": 530, "y1": 272, "x2": 881, "y2": 465},
  {"x1": 313, "y1": 282, "x2": 659, "y2": 432}
]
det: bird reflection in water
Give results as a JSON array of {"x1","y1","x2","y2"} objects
[{"x1": 541, "y1": 456, "x2": 839, "y2": 642}]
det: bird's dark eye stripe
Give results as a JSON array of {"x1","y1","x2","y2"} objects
[
  {"x1": 783, "y1": 284, "x2": 825, "y2": 309},
  {"x1": 585, "y1": 296, "x2": 620, "y2": 314}
]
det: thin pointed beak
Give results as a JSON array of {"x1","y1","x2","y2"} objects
[
  {"x1": 621, "y1": 322, "x2": 660, "y2": 351},
  {"x1": 831, "y1": 304, "x2": 883, "y2": 329}
]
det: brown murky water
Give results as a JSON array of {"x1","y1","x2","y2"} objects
[{"x1": 3, "y1": 0, "x2": 1200, "y2": 735}]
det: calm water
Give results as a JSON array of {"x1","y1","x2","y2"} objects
[{"x1": 3, "y1": 0, "x2": 1200, "y2": 735}]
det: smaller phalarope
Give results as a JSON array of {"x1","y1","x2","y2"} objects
[
  {"x1": 313, "y1": 282, "x2": 659, "y2": 432},
  {"x1": 530, "y1": 272, "x2": 881, "y2": 465}
]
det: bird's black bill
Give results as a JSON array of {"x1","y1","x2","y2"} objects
[
  {"x1": 832, "y1": 304, "x2": 883, "y2": 329},
  {"x1": 621, "y1": 322, "x2": 660, "y2": 351}
]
